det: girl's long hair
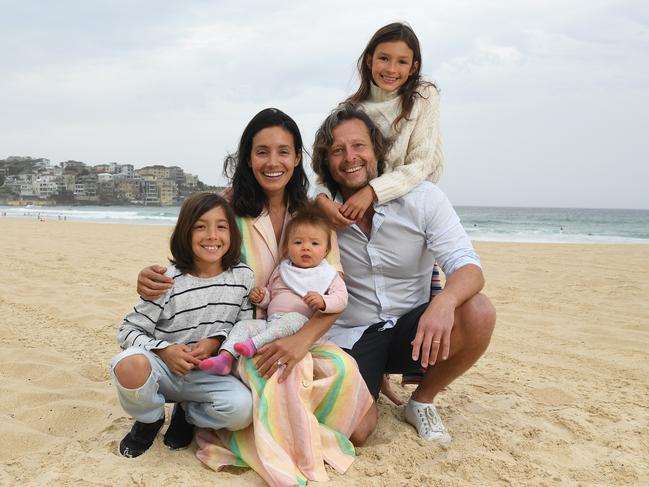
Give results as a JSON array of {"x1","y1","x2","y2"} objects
[{"x1": 346, "y1": 22, "x2": 437, "y2": 128}]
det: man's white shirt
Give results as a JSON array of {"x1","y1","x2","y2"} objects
[{"x1": 326, "y1": 182, "x2": 481, "y2": 349}]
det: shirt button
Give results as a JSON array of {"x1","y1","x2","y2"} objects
[{"x1": 302, "y1": 379, "x2": 311, "y2": 388}]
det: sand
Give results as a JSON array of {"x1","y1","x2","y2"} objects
[{"x1": 1, "y1": 217, "x2": 648, "y2": 486}]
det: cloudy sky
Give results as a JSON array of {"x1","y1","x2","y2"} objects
[{"x1": 1, "y1": 0, "x2": 648, "y2": 209}]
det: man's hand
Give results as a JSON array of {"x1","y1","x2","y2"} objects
[
  {"x1": 411, "y1": 294, "x2": 456, "y2": 367},
  {"x1": 155, "y1": 344, "x2": 201, "y2": 376},
  {"x1": 255, "y1": 334, "x2": 310, "y2": 384},
  {"x1": 411, "y1": 264, "x2": 484, "y2": 367},
  {"x1": 303, "y1": 291, "x2": 325, "y2": 311},
  {"x1": 220, "y1": 186, "x2": 233, "y2": 202},
  {"x1": 339, "y1": 185, "x2": 376, "y2": 221},
  {"x1": 249, "y1": 287, "x2": 266, "y2": 305},
  {"x1": 137, "y1": 265, "x2": 173, "y2": 300},
  {"x1": 190, "y1": 337, "x2": 222, "y2": 361},
  {"x1": 316, "y1": 193, "x2": 355, "y2": 229}
]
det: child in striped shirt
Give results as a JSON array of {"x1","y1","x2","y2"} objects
[{"x1": 111, "y1": 193, "x2": 254, "y2": 458}]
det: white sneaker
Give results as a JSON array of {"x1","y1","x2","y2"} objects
[{"x1": 404, "y1": 399, "x2": 451, "y2": 443}]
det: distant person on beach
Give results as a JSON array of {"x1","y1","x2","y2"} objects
[
  {"x1": 199, "y1": 203, "x2": 348, "y2": 375},
  {"x1": 312, "y1": 105, "x2": 496, "y2": 442},
  {"x1": 316, "y1": 22, "x2": 447, "y2": 398},
  {"x1": 136, "y1": 108, "x2": 373, "y2": 484},
  {"x1": 112, "y1": 193, "x2": 254, "y2": 458}
]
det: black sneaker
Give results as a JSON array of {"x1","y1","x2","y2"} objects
[
  {"x1": 119, "y1": 417, "x2": 165, "y2": 458},
  {"x1": 163, "y1": 403, "x2": 195, "y2": 450}
]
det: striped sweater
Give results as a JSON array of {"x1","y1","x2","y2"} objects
[{"x1": 117, "y1": 264, "x2": 254, "y2": 351}]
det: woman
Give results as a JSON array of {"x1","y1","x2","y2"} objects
[{"x1": 137, "y1": 108, "x2": 374, "y2": 486}]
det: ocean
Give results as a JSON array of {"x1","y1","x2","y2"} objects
[{"x1": 1, "y1": 204, "x2": 648, "y2": 244}]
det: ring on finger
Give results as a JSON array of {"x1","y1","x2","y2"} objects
[
  {"x1": 276, "y1": 360, "x2": 285, "y2": 367},
  {"x1": 432, "y1": 340, "x2": 441, "y2": 344}
]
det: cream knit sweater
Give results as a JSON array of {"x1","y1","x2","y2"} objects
[
  {"x1": 316, "y1": 82, "x2": 444, "y2": 203},
  {"x1": 362, "y1": 82, "x2": 444, "y2": 203}
]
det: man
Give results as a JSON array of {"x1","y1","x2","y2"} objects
[{"x1": 312, "y1": 106, "x2": 496, "y2": 443}]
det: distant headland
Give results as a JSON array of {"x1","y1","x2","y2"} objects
[{"x1": 0, "y1": 156, "x2": 224, "y2": 206}]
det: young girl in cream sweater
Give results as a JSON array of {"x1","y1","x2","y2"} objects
[{"x1": 316, "y1": 21, "x2": 443, "y2": 227}]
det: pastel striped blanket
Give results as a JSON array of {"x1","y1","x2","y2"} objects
[{"x1": 196, "y1": 342, "x2": 373, "y2": 486}]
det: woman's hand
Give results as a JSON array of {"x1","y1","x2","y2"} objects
[
  {"x1": 255, "y1": 333, "x2": 310, "y2": 384},
  {"x1": 339, "y1": 185, "x2": 376, "y2": 221},
  {"x1": 219, "y1": 186, "x2": 233, "y2": 202},
  {"x1": 137, "y1": 265, "x2": 173, "y2": 299},
  {"x1": 315, "y1": 193, "x2": 355, "y2": 229},
  {"x1": 254, "y1": 311, "x2": 337, "y2": 384},
  {"x1": 155, "y1": 344, "x2": 200, "y2": 376}
]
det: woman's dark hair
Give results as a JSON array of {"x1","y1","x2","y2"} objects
[
  {"x1": 346, "y1": 22, "x2": 437, "y2": 128},
  {"x1": 312, "y1": 105, "x2": 390, "y2": 196},
  {"x1": 284, "y1": 202, "x2": 333, "y2": 253},
  {"x1": 170, "y1": 192, "x2": 241, "y2": 274},
  {"x1": 223, "y1": 108, "x2": 309, "y2": 218}
]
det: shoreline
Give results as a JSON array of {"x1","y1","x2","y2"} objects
[
  {"x1": 1, "y1": 218, "x2": 648, "y2": 485},
  {"x1": 2, "y1": 213, "x2": 648, "y2": 245}
]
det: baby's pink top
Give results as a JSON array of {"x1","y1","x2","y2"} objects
[{"x1": 258, "y1": 266, "x2": 347, "y2": 318}]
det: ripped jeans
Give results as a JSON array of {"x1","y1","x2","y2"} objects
[{"x1": 111, "y1": 347, "x2": 252, "y2": 429}]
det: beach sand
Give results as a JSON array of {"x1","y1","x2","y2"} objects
[{"x1": 1, "y1": 217, "x2": 648, "y2": 486}]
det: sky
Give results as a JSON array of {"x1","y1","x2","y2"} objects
[{"x1": 1, "y1": 0, "x2": 648, "y2": 209}]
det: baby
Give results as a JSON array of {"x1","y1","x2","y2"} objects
[{"x1": 200, "y1": 203, "x2": 347, "y2": 375}]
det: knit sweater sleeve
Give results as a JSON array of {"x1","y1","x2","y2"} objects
[{"x1": 369, "y1": 85, "x2": 444, "y2": 203}]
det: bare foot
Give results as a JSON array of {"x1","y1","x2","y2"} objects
[{"x1": 380, "y1": 374, "x2": 403, "y2": 405}]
